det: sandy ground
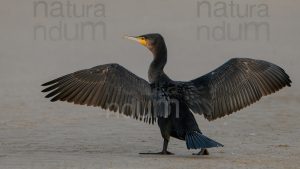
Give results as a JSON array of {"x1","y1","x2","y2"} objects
[
  {"x1": 0, "y1": 93, "x2": 300, "y2": 169},
  {"x1": 1, "y1": 0, "x2": 300, "y2": 168}
]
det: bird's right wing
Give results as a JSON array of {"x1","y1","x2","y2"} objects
[
  {"x1": 182, "y1": 58, "x2": 291, "y2": 121},
  {"x1": 42, "y1": 64, "x2": 157, "y2": 124}
]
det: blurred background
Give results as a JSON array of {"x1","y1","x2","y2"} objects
[{"x1": 0, "y1": 0, "x2": 299, "y2": 169}]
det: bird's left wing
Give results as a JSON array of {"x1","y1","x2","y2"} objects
[
  {"x1": 42, "y1": 64, "x2": 157, "y2": 124},
  {"x1": 181, "y1": 58, "x2": 291, "y2": 121}
]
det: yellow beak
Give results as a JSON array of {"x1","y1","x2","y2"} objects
[{"x1": 124, "y1": 36, "x2": 147, "y2": 46}]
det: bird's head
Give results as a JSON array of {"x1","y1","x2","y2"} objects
[{"x1": 124, "y1": 33, "x2": 166, "y2": 55}]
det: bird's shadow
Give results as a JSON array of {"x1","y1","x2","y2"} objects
[{"x1": 138, "y1": 153, "x2": 223, "y2": 160}]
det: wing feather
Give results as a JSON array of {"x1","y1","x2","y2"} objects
[
  {"x1": 42, "y1": 64, "x2": 155, "y2": 123},
  {"x1": 182, "y1": 58, "x2": 291, "y2": 121}
]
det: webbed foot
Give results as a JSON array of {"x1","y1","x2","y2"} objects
[
  {"x1": 193, "y1": 148, "x2": 209, "y2": 155},
  {"x1": 139, "y1": 151, "x2": 174, "y2": 155}
]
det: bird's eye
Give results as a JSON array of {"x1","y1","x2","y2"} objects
[{"x1": 140, "y1": 37, "x2": 145, "y2": 40}]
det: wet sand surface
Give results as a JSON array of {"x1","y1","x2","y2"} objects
[
  {"x1": 0, "y1": 91, "x2": 299, "y2": 169},
  {"x1": 0, "y1": 0, "x2": 300, "y2": 168}
]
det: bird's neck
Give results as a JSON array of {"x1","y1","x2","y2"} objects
[{"x1": 148, "y1": 44, "x2": 167, "y2": 83}]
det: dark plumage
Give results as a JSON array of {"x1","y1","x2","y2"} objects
[{"x1": 42, "y1": 33, "x2": 291, "y2": 155}]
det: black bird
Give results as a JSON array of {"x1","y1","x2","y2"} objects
[{"x1": 42, "y1": 33, "x2": 291, "y2": 155}]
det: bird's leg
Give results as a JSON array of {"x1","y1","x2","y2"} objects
[
  {"x1": 161, "y1": 138, "x2": 173, "y2": 155},
  {"x1": 139, "y1": 139, "x2": 173, "y2": 155},
  {"x1": 193, "y1": 148, "x2": 209, "y2": 155}
]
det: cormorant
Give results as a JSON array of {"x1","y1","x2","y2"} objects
[{"x1": 42, "y1": 33, "x2": 291, "y2": 155}]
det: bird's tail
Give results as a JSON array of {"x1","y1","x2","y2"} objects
[{"x1": 185, "y1": 131, "x2": 223, "y2": 149}]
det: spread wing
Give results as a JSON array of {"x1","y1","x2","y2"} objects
[
  {"x1": 182, "y1": 58, "x2": 292, "y2": 121},
  {"x1": 42, "y1": 64, "x2": 157, "y2": 124}
]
